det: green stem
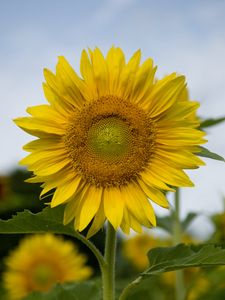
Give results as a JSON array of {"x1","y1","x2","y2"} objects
[
  {"x1": 73, "y1": 232, "x2": 106, "y2": 271},
  {"x1": 102, "y1": 222, "x2": 117, "y2": 300},
  {"x1": 119, "y1": 276, "x2": 142, "y2": 300},
  {"x1": 173, "y1": 188, "x2": 186, "y2": 300}
]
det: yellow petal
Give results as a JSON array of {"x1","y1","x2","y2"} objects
[
  {"x1": 19, "y1": 149, "x2": 66, "y2": 166},
  {"x1": 56, "y1": 56, "x2": 91, "y2": 101},
  {"x1": 26, "y1": 105, "x2": 66, "y2": 123},
  {"x1": 131, "y1": 58, "x2": 155, "y2": 103},
  {"x1": 90, "y1": 48, "x2": 109, "y2": 97},
  {"x1": 40, "y1": 184, "x2": 55, "y2": 199},
  {"x1": 147, "y1": 75, "x2": 186, "y2": 118},
  {"x1": 150, "y1": 160, "x2": 194, "y2": 187},
  {"x1": 129, "y1": 214, "x2": 143, "y2": 233},
  {"x1": 37, "y1": 167, "x2": 76, "y2": 195},
  {"x1": 156, "y1": 149, "x2": 205, "y2": 169},
  {"x1": 123, "y1": 184, "x2": 151, "y2": 227},
  {"x1": 44, "y1": 68, "x2": 76, "y2": 110},
  {"x1": 104, "y1": 187, "x2": 124, "y2": 230},
  {"x1": 23, "y1": 138, "x2": 63, "y2": 152},
  {"x1": 87, "y1": 201, "x2": 105, "y2": 238},
  {"x1": 120, "y1": 207, "x2": 131, "y2": 234},
  {"x1": 78, "y1": 186, "x2": 102, "y2": 231},
  {"x1": 106, "y1": 46, "x2": 125, "y2": 94},
  {"x1": 138, "y1": 180, "x2": 169, "y2": 208},
  {"x1": 80, "y1": 50, "x2": 98, "y2": 98},
  {"x1": 63, "y1": 193, "x2": 81, "y2": 225},
  {"x1": 157, "y1": 128, "x2": 206, "y2": 146},
  {"x1": 133, "y1": 184, "x2": 156, "y2": 226},
  {"x1": 56, "y1": 57, "x2": 86, "y2": 108},
  {"x1": 51, "y1": 177, "x2": 81, "y2": 207},
  {"x1": 14, "y1": 117, "x2": 65, "y2": 136},
  {"x1": 42, "y1": 82, "x2": 71, "y2": 116},
  {"x1": 161, "y1": 101, "x2": 200, "y2": 121},
  {"x1": 30, "y1": 157, "x2": 71, "y2": 176},
  {"x1": 25, "y1": 175, "x2": 44, "y2": 183},
  {"x1": 140, "y1": 169, "x2": 174, "y2": 191},
  {"x1": 118, "y1": 49, "x2": 141, "y2": 99}
]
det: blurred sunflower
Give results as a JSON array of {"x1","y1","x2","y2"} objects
[
  {"x1": 15, "y1": 47, "x2": 206, "y2": 237},
  {"x1": 3, "y1": 234, "x2": 92, "y2": 300},
  {"x1": 122, "y1": 234, "x2": 167, "y2": 271},
  {"x1": 187, "y1": 275, "x2": 210, "y2": 300}
]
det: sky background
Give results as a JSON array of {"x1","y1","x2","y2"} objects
[{"x1": 0, "y1": 0, "x2": 225, "y2": 237}]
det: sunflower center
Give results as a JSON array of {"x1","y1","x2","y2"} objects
[
  {"x1": 64, "y1": 95, "x2": 156, "y2": 187},
  {"x1": 31, "y1": 264, "x2": 56, "y2": 291},
  {"x1": 87, "y1": 117, "x2": 130, "y2": 161}
]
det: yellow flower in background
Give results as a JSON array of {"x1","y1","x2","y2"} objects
[
  {"x1": 15, "y1": 47, "x2": 206, "y2": 237},
  {"x1": 187, "y1": 276, "x2": 210, "y2": 300},
  {"x1": 122, "y1": 234, "x2": 167, "y2": 271},
  {"x1": 3, "y1": 234, "x2": 92, "y2": 300},
  {"x1": 211, "y1": 211, "x2": 225, "y2": 241}
]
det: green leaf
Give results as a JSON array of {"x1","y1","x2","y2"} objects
[
  {"x1": 200, "y1": 116, "x2": 225, "y2": 129},
  {"x1": 23, "y1": 281, "x2": 102, "y2": 300},
  {"x1": 119, "y1": 244, "x2": 225, "y2": 299},
  {"x1": 0, "y1": 206, "x2": 79, "y2": 236},
  {"x1": 197, "y1": 146, "x2": 225, "y2": 162},
  {"x1": 146, "y1": 244, "x2": 225, "y2": 275}
]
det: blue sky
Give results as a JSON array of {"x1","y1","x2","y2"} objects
[{"x1": 1, "y1": 0, "x2": 225, "y2": 236}]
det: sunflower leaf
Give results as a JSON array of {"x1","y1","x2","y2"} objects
[
  {"x1": 200, "y1": 116, "x2": 225, "y2": 129},
  {"x1": 145, "y1": 244, "x2": 225, "y2": 275},
  {"x1": 23, "y1": 281, "x2": 101, "y2": 300},
  {"x1": 119, "y1": 244, "x2": 225, "y2": 299},
  {"x1": 197, "y1": 146, "x2": 225, "y2": 162},
  {"x1": 0, "y1": 206, "x2": 77, "y2": 235}
]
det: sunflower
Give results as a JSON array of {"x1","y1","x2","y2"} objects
[
  {"x1": 14, "y1": 47, "x2": 206, "y2": 237},
  {"x1": 3, "y1": 234, "x2": 92, "y2": 300},
  {"x1": 122, "y1": 234, "x2": 167, "y2": 271}
]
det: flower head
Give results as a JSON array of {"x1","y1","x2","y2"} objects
[
  {"x1": 3, "y1": 234, "x2": 92, "y2": 300},
  {"x1": 15, "y1": 47, "x2": 206, "y2": 237},
  {"x1": 122, "y1": 234, "x2": 167, "y2": 271}
]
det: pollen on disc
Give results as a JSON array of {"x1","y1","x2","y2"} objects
[{"x1": 87, "y1": 117, "x2": 131, "y2": 161}]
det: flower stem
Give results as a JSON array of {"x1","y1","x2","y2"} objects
[
  {"x1": 119, "y1": 276, "x2": 142, "y2": 300},
  {"x1": 102, "y1": 222, "x2": 117, "y2": 300},
  {"x1": 173, "y1": 188, "x2": 186, "y2": 300},
  {"x1": 71, "y1": 231, "x2": 106, "y2": 271}
]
